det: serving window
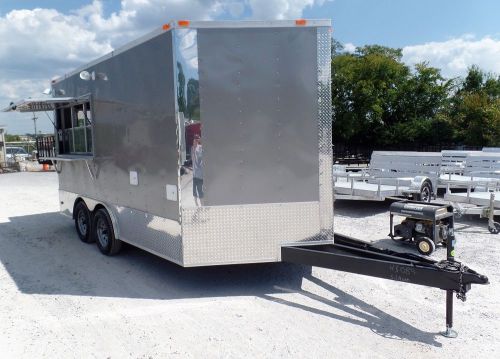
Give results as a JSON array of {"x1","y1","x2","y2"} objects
[{"x1": 56, "y1": 100, "x2": 93, "y2": 155}]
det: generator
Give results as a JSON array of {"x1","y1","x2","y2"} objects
[{"x1": 389, "y1": 200, "x2": 455, "y2": 255}]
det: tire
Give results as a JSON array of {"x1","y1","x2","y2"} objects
[
  {"x1": 488, "y1": 222, "x2": 500, "y2": 234},
  {"x1": 74, "y1": 201, "x2": 93, "y2": 243},
  {"x1": 92, "y1": 208, "x2": 122, "y2": 255},
  {"x1": 416, "y1": 236, "x2": 435, "y2": 256},
  {"x1": 414, "y1": 181, "x2": 432, "y2": 203}
]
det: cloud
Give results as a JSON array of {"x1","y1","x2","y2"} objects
[
  {"x1": 248, "y1": 0, "x2": 325, "y2": 19},
  {"x1": 402, "y1": 35, "x2": 500, "y2": 78},
  {"x1": 0, "y1": 0, "x2": 325, "y2": 133},
  {"x1": 343, "y1": 42, "x2": 356, "y2": 53}
]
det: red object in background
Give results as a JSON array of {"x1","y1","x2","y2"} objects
[{"x1": 185, "y1": 122, "x2": 201, "y2": 160}]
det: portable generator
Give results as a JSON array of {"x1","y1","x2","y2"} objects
[{"x1": 389, "y1": 200, "x2": 455, "y2": 255}]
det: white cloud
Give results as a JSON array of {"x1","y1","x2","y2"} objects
[
  {"x1": 343, "y1": 42, "x2": 356, "y2": 53},
  {"x1": 402, "y1": 35, "x2": 500, "y2": 78},
  {"x1": 249, "y1": 0, "x2": 325, "y2": 20}
]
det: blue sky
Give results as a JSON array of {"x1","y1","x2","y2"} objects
[
  {"x1": 1, "y1": 0, "x2": 499, "y2": 134},
  {"x1": 311, "y1": 0, "x2": 500, "y2": 47}
]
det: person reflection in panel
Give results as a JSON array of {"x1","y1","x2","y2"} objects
[{"x1": 191, "y1": 134, "x2": 204, "y2": 207}]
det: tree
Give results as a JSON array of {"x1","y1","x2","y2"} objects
[
  {"x1": 447, "y1": 66, "x2": 500, "y2": 146},
  {"x1": 176, "y1": 62, "x2": 186, "y2": 114},
  {"x1": 5, "y1": 134, "x2": 21, "y2": 142},
  {"x1": 186, "y1": 79, "x2": 200, "y2": 121},
  {"x1": 331, "y1": 41, "x2": 455, "y2": 148}
]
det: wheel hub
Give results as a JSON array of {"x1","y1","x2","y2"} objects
[
  {"x1": 419, "y1": 241, "x2": 430, "y2": 253},
  {"x1": 77, "y1": 211, "x2": 87, "y2": 235},
  {"x1": 421, "y1": 186, "x2": 430, "y2": 201},
  {"x1": 97, "y1": 218, "x2": 109, "y2": 247}
]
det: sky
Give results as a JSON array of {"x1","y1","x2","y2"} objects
[{"x1": 1, "y1": 0, "x2": 499, "y2": 134}]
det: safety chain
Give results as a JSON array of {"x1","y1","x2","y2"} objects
[{"x1": 436, "y1": 260, "x2": 468, "y2": 302}]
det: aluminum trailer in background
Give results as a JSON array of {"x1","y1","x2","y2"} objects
[
  {"x1": 334, "y1": 151, "x2": 441, "y2": 201},
  {"x1": 442, "y1": 152, "x2": 500, "y2": 233},
  {"x1": 3, "y1": 20, "x2": 488, "y2": 335}
]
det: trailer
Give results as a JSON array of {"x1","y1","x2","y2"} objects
[
  {"x1": 3, "y1": 19, "x2": 488, "y2": 336},
  {"x1": 441, "y1": 152, "x2": 500, "y2": 233},
  {"x1": 334, "y1": 151, "x2": 441, "y2": 201}
]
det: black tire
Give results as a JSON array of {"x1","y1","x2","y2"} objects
[
  {"x1": 92, "y1": 208, "x2": 122, "y2": 255},
  {"x1": 488, "y1": 222, "x2": 500, "y2": 234},
  {"x1": 74, "y1": 201, "x2": 93, "y2": 243},
  {"x1": 416, "y1": 236, "x2": 435, "y2": 256},
  {"x1": 414, "y1": 181, "x2": 432, "y2": 203}
]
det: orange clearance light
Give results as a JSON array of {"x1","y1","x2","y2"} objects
[
  {"x1": 295, "y1": 19, "x2": 307, "y2": 26},
  {"x1": 162, "y1": 23, "x2": 170, "y2": 30},
  {"x1": 178, "y1": 20, "x2": 190, "y2": 27}
]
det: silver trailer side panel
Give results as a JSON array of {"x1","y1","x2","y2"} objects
[
  {"x1": 54, "y1": 31, "x2": 184, "y2": 264},
  {"x1": 53, "y1": 31, "x2": 179, "y2": 221},
  {"x1": 175, "y1": 25, "x2": 333, "y2": 266},
  {"x1": 197, "y1": 27, "x2": 319, "y2": 205}
]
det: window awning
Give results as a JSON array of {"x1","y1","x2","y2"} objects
[{"x1": 2, "y1": 97, "x2": 77, "y2": 113}]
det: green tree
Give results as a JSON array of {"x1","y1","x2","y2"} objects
[
  {"x1": 331, "y1": 42, "x2": 454, "y2": 148},
  {"x1": 176, "y1": 62, "x2": 186, "y2": 114},
  {"x1": 186, "y1": 79, "x2": 200, "y2": 121},
  {"x1": 447, "y1": 66, "x2": 500, "y2": 146},
  {"x1": 5, "y1": 134, "x2": 21, "y2": 141}
]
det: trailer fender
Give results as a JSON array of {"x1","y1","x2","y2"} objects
[
  {"x1": 406, "y1": 176, "x2": 434, "y2": 195},
  {"x1": 73, "y1": 197, "x2": 121, "y2": 240}
]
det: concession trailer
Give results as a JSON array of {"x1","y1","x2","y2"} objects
[{"x1": 3, "y1": 20, "x2": 488, "y2": 336}]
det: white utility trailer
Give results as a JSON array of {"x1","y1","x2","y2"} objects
[
  {"x1": 334, "y1": 151, "x2": 441, "y2": 201},
  {"x1": 442, "y1": 152, "x2": 500, "y2": 233}
]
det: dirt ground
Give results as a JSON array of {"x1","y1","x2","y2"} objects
[{"x1": 0, "y1": 172, "x2": 498, "y2": 358}]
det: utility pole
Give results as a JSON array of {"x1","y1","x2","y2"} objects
[
  {"x1": 32, "y1": 114, "x2": 38, "y2": 154},
  {"x1": 32, "y1": 114, "x2": 38, "y2": 140}
]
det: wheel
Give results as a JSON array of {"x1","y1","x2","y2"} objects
[
  {"x1": 416, "y1": 237, "x2": 435, "y2": 255},
  {"x1": 414, "y1": 181, "x2": 432, "y2": 203},
  {"x1": 488, "y1": 222, "x2": 500, "y2": 234},
  {"x1": 92, "y1": 208, "x2": 122, "y2": 255},
  {"x1": 74, "y1": 201, "x2": 93, "y2": 243}
]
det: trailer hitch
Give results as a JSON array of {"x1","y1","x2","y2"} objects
[{"x1": 281, "y1": 233, "x2": 489, "y2": 338}]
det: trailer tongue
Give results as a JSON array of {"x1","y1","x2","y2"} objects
[{"x1": 282, "y1": 233, "x2": 488, "y2": 338}]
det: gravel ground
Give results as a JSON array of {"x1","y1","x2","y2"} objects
[{"x1": 0, "y1": 172, "x2": 498, "y2": 358}]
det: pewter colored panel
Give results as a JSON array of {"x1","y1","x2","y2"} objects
[
  {"x1": 181, "y1": 202, "x2": 326, "y2": 267},
  {"x1": 53, "y1": 31, "x2": 179, "y2": 220},
  {"x1": 197, "y1": 27, "x2": 319, "y2": 206}
]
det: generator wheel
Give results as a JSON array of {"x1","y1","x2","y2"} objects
[
  {"x1": 92, "y1": 208, "x2": 122, "y2": 255},
  {"x1": 414, "y1": 181, "x2": 432, "y2": 203},
  {"x1": 74, "y1": 201, "x2": 93, "y2": 243},
  {"x1": 416, "y1": 237, "x2": 435, "y2": 256},
  {"x1": 488, "y1": 222, "x2": 500, "y2": 234}
]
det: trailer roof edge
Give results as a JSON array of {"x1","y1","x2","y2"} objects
[{"x1": 51, "y1": 19, "x2": 332, "y2": 85}]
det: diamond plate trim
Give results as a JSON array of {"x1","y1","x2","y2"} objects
[
  {"x1": 114, "y1": 205, "x2": 183, "y2": 265},
  {"x1": 182, "y1": 202, "x2": 321, "y2": 266},
  {"x1": 317, "y1": 27, "x2": 334, "y2": 239}
]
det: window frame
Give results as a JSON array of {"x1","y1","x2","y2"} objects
[{"x1": 54, "y1": 96, "x2": 94, "y2": 157}]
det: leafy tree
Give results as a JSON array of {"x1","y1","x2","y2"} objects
[
  {"x1": 331, "y1": 41, "x2": 462, "y2": 148},
  {"x1": 5, "y1": 134, "x2": 21, "y2": 141},
  {"x1": 186, "y1": 79, "x2": 200, "y2": 121},
  {"x1": 447, "y1": 66, "x2": 500, "y2": 146},
  {"x1": 176, "y1": 62, "x2": 186, "y2": 114}
]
